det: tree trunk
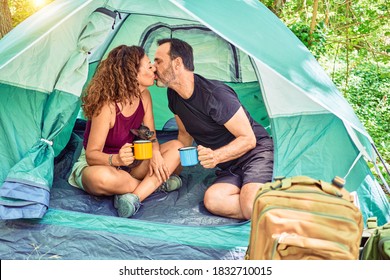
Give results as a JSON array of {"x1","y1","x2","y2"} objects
[
  {"x1": 308, "y1": 0, "x2": 319, "y2": 46},
  {"x1": 273, "y1": 0, "x2": 286, "y2": 9},
  {"x1": 273, "y1": 0, "x2": 286, "y2": 15},
  {"x1": 345, "y1": 0, "x2": 350, "y2": 91},
  {"x1": 325, "y1": 0, "x2": 330, "y2": 26},
  {"x1": 0, "y1": 0, "x2": 13, "y2": 38}
]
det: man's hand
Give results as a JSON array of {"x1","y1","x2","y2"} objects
[{"x1": 198, "y1": 145, "x2": 218, "y2": 169}]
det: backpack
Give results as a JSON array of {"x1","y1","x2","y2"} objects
[
  {"x1": 361, "y1": 217, "x2": 390, "y2": 260},
  {"x1": 245, "y1": 176, "x2": 363, "y2": 260}
]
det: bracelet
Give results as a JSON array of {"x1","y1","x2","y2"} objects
[{"x1": 108, "y1": 154, "x2": 114, "y2": 166}]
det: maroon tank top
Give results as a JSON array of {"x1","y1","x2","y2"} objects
[{"x1": 83, "y1": 100, "x2": 145, "y2": 154}]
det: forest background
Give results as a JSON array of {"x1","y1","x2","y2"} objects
[{"x1": 0, "y1": 0, "x2": 389, "y2": 192}]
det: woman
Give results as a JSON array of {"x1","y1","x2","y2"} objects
[{"x1": 68, "y1": 45, "x2": 183, "y2": 218}]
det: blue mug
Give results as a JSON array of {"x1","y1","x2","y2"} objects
[{"x1": 178, "y1": 146, "x2": 199, "y2": 166}]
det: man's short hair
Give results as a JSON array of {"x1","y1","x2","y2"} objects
[{"x1": 157, "y1": 38, "x2": 194, "y2": 71}]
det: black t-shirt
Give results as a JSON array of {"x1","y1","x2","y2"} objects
[{"x1": 168, "y1": 74, "x2": 272, "y2": 169}]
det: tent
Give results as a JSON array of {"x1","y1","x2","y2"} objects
[{"x1": 0, "y1": 0, "x2": 389, "y2": 260}]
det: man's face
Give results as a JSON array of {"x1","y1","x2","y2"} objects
[{"x1": 154, "y1": 43, "x2": 176, "y2": 88}]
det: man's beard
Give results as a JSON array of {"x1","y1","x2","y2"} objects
[{"x1": 155, "y1": 64, "x2": 175, "y2": 88}]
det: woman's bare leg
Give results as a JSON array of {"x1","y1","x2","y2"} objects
[
  {"x1": 82, "y1": 139, "x2": 183, "y2": 201},
  {"x1": 131, "y1": 139, "x2": 183, "y2": 201},
  {"x1": 81, "y1": 164, "x2": 144, "y2": 196}
]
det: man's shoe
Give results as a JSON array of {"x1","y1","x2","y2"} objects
[
  {"x1": 114, "y1": 193, "x2": 141, "y2": 218},
  {"x1": 158, "y1": 174, "x2": 182, "y2": 192}
]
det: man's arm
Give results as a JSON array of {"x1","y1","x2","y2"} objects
[
  {"x1": 175, "y1": 115, "x2": 194, "y2": 147},
  {"x1": 197, "y1": 106, "x2": 256, "y2": 169}
]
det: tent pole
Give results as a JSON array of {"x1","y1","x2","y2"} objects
[{"x1": 371, "y1": 143, "x2": 390, "y2": 193}]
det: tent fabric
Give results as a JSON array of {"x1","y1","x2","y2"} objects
[
  {"x1": 0, "y1": 0, "x2": 100, "y2": 93},
  {"x1": 0, "y1": 90, "x2": 79, "y2": 219},
  {"x1": 271, "y1": 114, "x2": 390, "y2": 223},
  {"x1": 0, "y1": 7, "x2": 115, "y2": 219},
  {"x1": 0, "y1": 0, "x2": 389, "y2": 259},
  {"x1": 55, "y1": 8, "x2": 116, "y2": 96}
]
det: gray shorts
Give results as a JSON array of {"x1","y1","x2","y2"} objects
[
  {"x1": 68, "y1": 148, "x2": 141, "y2": 190},
  {"x1": 213, "y1": 146, "x2": 274, "y2": 187},
  {"x1": 68, "y1": 148, "x2": 88, "y2": 190}
]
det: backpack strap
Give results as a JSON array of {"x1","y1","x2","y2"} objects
[
  {"x1": 271, "y1": 176, "x2": 354, "y2": 202},
  {"x1": 366, "y1": 217, "x2": 378, "y2": 229},
  {"x1": 280, "y1": 176, "x2": 321, "y2": 190}
]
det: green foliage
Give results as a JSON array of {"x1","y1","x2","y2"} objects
[
  {"x1": 259, "y1": 0, "x2": 390, "y2": 187},
  {"x1": 9, "y1": 0, "x2": 54, "y2": 27},
  {"x1": 326, "y1": 0, "x2": 389, "y2": 64},
  {"x1": 9, "y1": 0, "x2": 37, "y2": 27},
  {"x1": 288, "y1": 21, "x2": 327, "y2": 58},
  {"x1": 329, "y1": 58, "x2": 390, "y2": 162},
  {"x1": 368, "y1": 161, "x2": 390, "y2": 195},
  {"x1": 259, "y1": 0, "x2": 389, "y2": 63}
]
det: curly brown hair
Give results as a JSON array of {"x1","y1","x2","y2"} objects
[{"x1": 82, "y1": 45, "x2": 145, "y2": 119}]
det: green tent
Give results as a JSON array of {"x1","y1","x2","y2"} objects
[{"x1": 0, "y1": 0, "x2": 389, "y2": 260}]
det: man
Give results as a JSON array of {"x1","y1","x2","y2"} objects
[{"x1": 154, "y1": 38, "x2": 274, "y2": 220}]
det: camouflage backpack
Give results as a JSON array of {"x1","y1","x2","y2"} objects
[
  {"x1": 245, "y1": 176, "x2": 363, "y2": 260},
  {"x1": 361, "y1": 217, "x2": 390, "y2": 260}
]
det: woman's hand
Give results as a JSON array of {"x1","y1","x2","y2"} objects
[
  {"x1": 117, "y1": 143, "x2": 135, "y2": 166},
  {"x1": 148, "y1": 150, "x2": 169, "y2": 183}
]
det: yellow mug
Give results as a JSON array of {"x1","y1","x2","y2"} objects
[{"x1": 132, "y1": 140, "x2": 152, "y2": 160}]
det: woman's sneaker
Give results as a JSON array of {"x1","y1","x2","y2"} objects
[
  {"x1": 158, "y1": 174, "x2": 182, "y2": 192},
  {"x1": 114, "y1": 193, "x2": 141, "y2": 218}
]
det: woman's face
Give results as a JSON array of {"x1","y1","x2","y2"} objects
[{"x1": 137, "y1": 55, "x2": 156, "y2": 90}]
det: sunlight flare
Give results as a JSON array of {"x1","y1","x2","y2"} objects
[{"x1": 34, "y1": 0, "x2": 47, "y2": 8}]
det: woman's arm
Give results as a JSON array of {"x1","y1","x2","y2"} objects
[{"x1": 85, "y1": 102, "x2": 134, "y2": 167}]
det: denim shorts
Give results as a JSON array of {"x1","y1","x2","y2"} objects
[{"x1": 213, "y1": 146, "x2": 274, "y2": 187}]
